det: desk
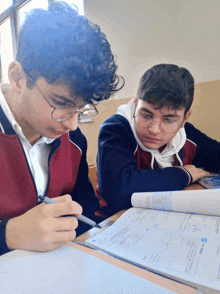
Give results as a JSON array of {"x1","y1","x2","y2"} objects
[
  {"x1": 183, "y1": 182, "x2": 204, "y2": 191},
  {"x1": 73, "y1": 183, "x2": 205, "y2": 294}
]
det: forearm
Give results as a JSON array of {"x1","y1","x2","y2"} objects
[{"x1": 99, "y1": 165, "x2": 190, "y2": 211}]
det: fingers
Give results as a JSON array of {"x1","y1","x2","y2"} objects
[
  {"x1": 53, "y1": 230, "x2": 77, "y2": 243},
  {"x1": 42, "y1": 196, "x2": 83, "y2": 218},
  {"x1": 35, "y1": 230, "x2": 77, "y2": 252},
  {"x1": 41, "y1": 230, "x2": 77, "y2": 246},
  {"x1": 51, "y1": 194, "x2": 72, "y2": 203},
  {"x1": 5, "y1": 197, "x2": 80, "y2": 252},
  {"x1": 199, "y1": 169, "x2": 212, "y2": 177},
  {"x1": 183, "y1": 165, "x2": 212, "y2": 183},
  {"x1": 51, "y1": 216, "x2": 78, "y2": 231}
]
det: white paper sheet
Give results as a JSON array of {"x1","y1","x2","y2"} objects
[
  {"x1": 86, "y1": 208, "x2": 220, "y2": 293},
  {"x1": 131, "y1": 189, "x2": 220, "y2": 216},
  {"x1": 0, "y1": 245, "x2": 176, "y2": 294}
]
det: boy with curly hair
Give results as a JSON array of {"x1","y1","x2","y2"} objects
[{"x1": 0, "y1": 1, "x2": 122, "y2": 255}]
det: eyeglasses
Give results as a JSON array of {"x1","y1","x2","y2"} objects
[
  {"x1": 27, "y1": 75, "x2": 98, "y2": 122},
  {"x1": 133, "y1": 112, "x2": 184, "y2": 134}
]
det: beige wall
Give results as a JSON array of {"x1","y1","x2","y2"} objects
[
  {"x1": 84, "y1": 0, "x2": 220, "y2": 100},
  {"x1": 81, "y1": 80, "x2": 220, "y2": 165},
  {"x1": 189, "y1": 80, "x2": 220, "y2": 141},
  {"x1": 82, "y1": 0, "x2": 220, "y2": 165},
  {"x1": 80, "y1": 97, "x2": 131, "y2": 164}
]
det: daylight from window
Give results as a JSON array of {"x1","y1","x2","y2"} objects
[{"x1": 0, "y1": 0, "x2": 84, "y2": 82}]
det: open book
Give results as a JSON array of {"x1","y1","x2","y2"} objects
[
  {"x1": 86, "y1": 189, "x2": 220, "y2": 293},
  {"x1": 198, "y1": 175, "x2": 220, "y2": 189}
]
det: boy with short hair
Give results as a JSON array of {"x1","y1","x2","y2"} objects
[
  {"x1": 96, "y1": 64, "x2": 219, "y2": 217},
  {"x1": 0, "y1": 1, "x2": 122, "y2": 255}
]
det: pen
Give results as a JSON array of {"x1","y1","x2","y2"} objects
[{"x1": 38, "y1": 195, "x2": 101, "y2": 229}]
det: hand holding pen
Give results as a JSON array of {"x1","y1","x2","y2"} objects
[
  {"x1": 38, "y1": 195, "x2": 101, "y2": 228},
  {"x1": 6, "y1": 194, "x2": 93, "y2": 252}
]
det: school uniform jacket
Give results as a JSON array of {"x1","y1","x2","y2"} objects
[
  {"x1": 0, "y1": 105, "x2": 100, "y2": 255},
  {"x1": 96, "y1": 114, "x2": 220, "y2": 217}
]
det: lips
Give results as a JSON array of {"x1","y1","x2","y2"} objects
[{"x1": 143, "y1": 137, "x2": 161, "y2": 143}]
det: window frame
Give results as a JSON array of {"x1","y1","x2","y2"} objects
[
  {"x1": 0, "y1": 0, "x2": 55, "y2": 82},
  {"x1": 0, "y1": 0, "x2": 83, "y2": 83}
]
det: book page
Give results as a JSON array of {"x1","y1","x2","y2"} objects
[
  {"x1": 198, "y1": 175, "x2": 220, "y2": 189},
  {"x1": 86, "y1": 208, "x2": 220, "y2": 292},
  {"x1": 131, "y1": 189, "x2": 220, "y2": 216},
  {"x1": 0, "y1": 245, "x2": 176, "y2": 294}
]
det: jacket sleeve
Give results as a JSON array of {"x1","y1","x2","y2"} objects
[
  {"x1": 0, "y1": 219, "x2": 10, "y2": 256},
  {"x1": 185, "y1": 122, "x2": 220, "y2": 172},
  {"x1": 97, "y1": 115, "x2": 190, "y2": 215},
  {"x1": 70, "y1": 133, "x2": 101, "y2": 236}
]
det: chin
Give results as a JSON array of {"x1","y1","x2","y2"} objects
[
  {"x1": 144, "y1": 145, "x2": 158, "y2": 150},
  {"x1": 142, "y1": 141, "x2": 159, "y2": 150}
]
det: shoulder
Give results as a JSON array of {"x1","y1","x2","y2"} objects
[
  {"x1": 184, "y1": 122, "x2": 209, "y2": 139},
  {"x1": 185, "y1": 122, "x2": 199, "y2": 134},
  {"x1": 99, "y1": 114, "x2": 137, "y2": 150},
  {"x1": 100, "y1": 114, "x2": 132, "y2": 135},
  {"x1": 184, "y1": 121, "x2": 219, "y2": 146},
  {"x1": 68, "y1": 127, "x2": 87, "y2": 151}
]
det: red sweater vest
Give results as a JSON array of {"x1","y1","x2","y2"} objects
[{"x1": 0, "y1": 132, "x2": 81, "y2": 220}]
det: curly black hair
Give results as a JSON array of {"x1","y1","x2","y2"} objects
[
  {"x1": 16, "y1": 1, "x2": 124, "y2": 104},
  {"x1": 137, "y1": 64, "x2": 194, "y2": 114}
]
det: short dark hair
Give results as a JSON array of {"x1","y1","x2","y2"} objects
[
  {"x1": 137, "y1": 64, "x2": 194, "y2": 114},
  {"x1": 16, "y1": 1, "x2": 123, "y2": 104}
]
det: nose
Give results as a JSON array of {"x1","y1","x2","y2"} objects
[
  {"x1": 148, "y1": 119, "x2": 161, "y2": 134},
  {"x1": 61, "y1": 113, "x2": 79, "y2": 131}
]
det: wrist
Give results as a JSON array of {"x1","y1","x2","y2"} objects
[{"x1": 175, "y1": 166, "x2": 193, "y2": 185}]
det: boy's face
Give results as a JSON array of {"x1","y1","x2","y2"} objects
[
  {"x1": 17, "y1": 78, "x2": 86, "y2": 144},
  {"x1": 133, "y1": 98, "x2": 191, "y2": 150}
]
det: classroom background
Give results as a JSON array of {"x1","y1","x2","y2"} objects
[{"x1": 1, "y1": 0, "x2": 220, "y2": 165}]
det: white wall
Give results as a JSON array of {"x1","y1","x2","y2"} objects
[{"x1": 84, "y1": 0, "x2": 220, "y2": 99}]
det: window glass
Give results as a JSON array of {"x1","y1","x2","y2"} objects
[
  {"x1": 0, "y1": 0, "x2": 13, "y2": 14},
  {"x1": 0, "y1": 18, "x2": 13, "y2": 83},
  {"x1": 18, "y1": 0, "x2": 49, "y2": 27}
]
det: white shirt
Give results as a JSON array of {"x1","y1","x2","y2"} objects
[{"x1": 0, "y1": 84, "x2": 55, "y2": 196}]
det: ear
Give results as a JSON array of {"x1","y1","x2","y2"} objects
[
  {"x1": 181, "y1": 109, "x2": 192, "y2": 128},
  {"x1": 8, "y1": 61, "x2": 27, "y2": 93},
  {"x1": 134, "y1": 97, "x2": 138, "y2": 108}
]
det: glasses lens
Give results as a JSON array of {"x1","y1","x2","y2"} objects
[
  {"x1": 52, "y1": 108, "x2": 73, "y2": 122},
  {"x1": 161, "y1": 122, "x2": 180, "y2": 134},
  {"x1": 135, "y1": 115, "x2": 180, "y2": 134},
  {"x1": 79, "y1": 109, "x2": 97, "y2": 122}
]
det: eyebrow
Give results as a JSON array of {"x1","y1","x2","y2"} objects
[
  {"x1": 140, "y1": 107, "x2": 180, "y2": 118},
  {"x1": 49, "y1": 93, "x2": 75, "y2": 105},
  {"x1": 49, "y1": 93, "x2": 87, "y2": 108}
]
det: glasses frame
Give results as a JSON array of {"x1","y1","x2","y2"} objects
[
  {"x1": 133, "y1": 107, "x2": 185, "y2": 134},
  {"x1": 27, "y1": 74, "x2": 98, "y2": 122}
]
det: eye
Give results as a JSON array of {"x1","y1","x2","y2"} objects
[
  {"x1": 51, "y1": 98, "x2": 72, "y2": 108},
  {"x1": 164, "y1": 119, "x2": 175, "y2": 124},
  {"x1": 141, "y1": 114, "x2": 152, "y2": 120}
]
